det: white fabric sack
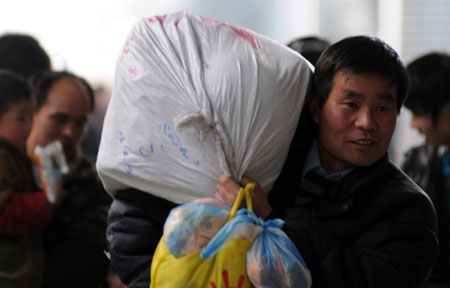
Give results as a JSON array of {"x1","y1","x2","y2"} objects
[{"x1": 96, "y1": 11, "x2": 312, "y2": 204}]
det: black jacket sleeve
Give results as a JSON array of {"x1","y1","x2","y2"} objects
[{"x1": 106, "y1": 189, "x2": 176, "y2": 288}]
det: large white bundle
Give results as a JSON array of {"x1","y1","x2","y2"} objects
[{"x1": 97, "y1": 11, "x2": 312, "y2": 204}]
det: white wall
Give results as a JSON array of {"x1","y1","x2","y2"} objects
[{"x1": 0, "y1": 0, "x2": 319, "y2": 84}]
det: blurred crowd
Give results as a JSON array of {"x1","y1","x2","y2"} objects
[{"x1": 0, "y1": 33, "x2": 119, "y2": 288}]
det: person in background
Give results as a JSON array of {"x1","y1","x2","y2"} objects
[
  {"x1": 0, "y1": 70, "x2": 52, "y2": 288},
  {"x1": 0, "y1": 33, "x2": 51, "y2": 79},
  {"x1": 401, "y1": 52, "x2": 450, "y2": 288},
  {"x1": 216, "y1": 36, "x2": 439, "y2": 287},
  {"x1": 26, "y1": 70, "x2": 111, "y2": 288},
  {"x1": 287, "y1": 36, "x2": 331, "y2": 66},
  {"x1": 0, "y1": 32, "x2": 105, "y2": 163},
  {"x1": 81, "y1": 84, "x2": 110, "y2": 163}
]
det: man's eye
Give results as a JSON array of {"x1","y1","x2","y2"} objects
[
  {"x1": 377, "y1": 106, "x2": 391, "y2": 112},
  {"x1": 344, "y1": 102, "x2": 357, "y2": 108},
  {"x1": 52, "y1": 115, "x2": 69, "y2": 124},
  {"x1": 74, "y1": 119, "x2": 87, "y2": 128}
]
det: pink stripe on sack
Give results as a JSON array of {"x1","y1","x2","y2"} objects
[
  {"x1": 225, "y1": 24, "x2": 258, "y2": 50},
  {"x1": 119, "y1": 36, "x2": 133, "y2": 62},
  {"x1": 196, "y1": 16, "x2": 258, "y2": 50},
  {"x1": 148, "y1": 15, "x2": 167, "y2": 24},
  {"x1": 128, "y1": 65, "x2": 137, "y2": 79},
  {"x1": 198, "y1": 15, "x2": 221, "y2": 24}
]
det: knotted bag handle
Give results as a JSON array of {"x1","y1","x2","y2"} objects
[{"x1": 226, "y1": 183, "x2": 255, "y2": 222}]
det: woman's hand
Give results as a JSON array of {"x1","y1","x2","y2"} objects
[{"x1": 215, "y1": 174, "x2": 272, "y2": 219}]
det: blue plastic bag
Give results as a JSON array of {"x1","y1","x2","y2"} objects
[
  {"x1": 246, "y1": 219, "x2": 312, "y2": 288},
  {"x1": 164, "y1": 198, "x2": 230, "y2": 257},
  {"x1": 200, "y1": 208, "x2": 263, "y2": 259},
  {"x1": 201, "y1": 208, "x2": 312, "y2": 288}
]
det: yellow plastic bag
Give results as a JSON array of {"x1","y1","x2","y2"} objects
[{"x1": 150, "y1": 185, "x2": 256, "y2": 288}]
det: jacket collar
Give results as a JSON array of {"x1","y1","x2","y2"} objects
[
  {"x1": 302, "y1": 140, "x2": 354, "y2": 182},
  {"x1": 295, "y1": 154, "x2": 389, "y2": 216}
]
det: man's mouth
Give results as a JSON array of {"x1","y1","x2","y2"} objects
[{"x1": 352, "y1": 139, "x2": 375, "y2": 145}]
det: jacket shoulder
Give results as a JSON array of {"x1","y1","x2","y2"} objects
[{"x1": 381, "y1": 162, "x2": 437, "y2": 228}]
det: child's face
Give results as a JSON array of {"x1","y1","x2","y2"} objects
[{"x1": 0, "y1": 99, "x2": 33, "y2": 148}]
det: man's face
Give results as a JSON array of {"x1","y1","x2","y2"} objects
[
  {"x1": 0, "y1": 99, "x2": 33, "y2": 148},
  {"x1": 312, "y1": 69, "x2": 398, "y2": 173},
  {"x1": 410, "y1": 103, "x2": 450, "y2": 147},
  {"x1": 27, "y1": 77, "x2": 90, "y2": 158}
]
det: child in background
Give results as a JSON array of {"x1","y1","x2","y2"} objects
[{"x1": 0, "y1": 70, "x2": 51, "y2": 288}]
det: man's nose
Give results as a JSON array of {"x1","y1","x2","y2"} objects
[
  {"x1": 355, "y1": 108, "x2": 376, "y2": 131},
  {"x1": 62, "y1": 122, "x2": 77, "y2": 139}
]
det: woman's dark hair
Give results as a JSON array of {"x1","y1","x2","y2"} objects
[
  {"x1": 0, "y1": 70, "x2": 31, "y2": 116},
  {"x1": 287, "y1": 36, "x2": 330, "y2": 66},
  {"x1": 312, "y1": 35, "x2": 409, "y2": 113},
  {"x1": 405, "y1": 52, "x2": 450, "y2": 125},
  {"x1": 0, "y1": 33, "x2": 51, "y2": 78},
  {"x1": 30, "y1": 70, "x2": 95, "y2": 112}
]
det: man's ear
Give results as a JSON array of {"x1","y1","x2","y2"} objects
[{"x1": 310, "y1": 94, "x2": 320, "y2": 125}]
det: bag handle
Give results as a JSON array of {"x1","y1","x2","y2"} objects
[
  {"x1": 201, "y1": 183, "x2": 257, "y2": 260},
  {"x1": 227, "y1": 183, "x2": 255, "y2": 221}
]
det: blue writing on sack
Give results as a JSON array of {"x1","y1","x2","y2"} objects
[
  {"x1": 119, "y1": 131, "x2": 133, "y2": 174},
  {"x1": 158, "y1": 123, "x2": 200, "y2": 166},
  {"x1": 119, "y1": 124, "x2": 200, "y2": 169}
]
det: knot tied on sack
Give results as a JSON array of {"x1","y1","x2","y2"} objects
[
  {"x1": 173, "y1": 110, "x2": 216, "y2": 141},
  {"x1": 173, "y1": 109, "x2": 237, "y2": 179},
  {"x1": 199, "y1": 123, "x2": 217, "y2": 142}
]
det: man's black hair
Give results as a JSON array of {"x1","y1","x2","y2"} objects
[
  {"x1": 312, "y1": 35, "x2": 408, "y2": 113},
  {"x1": 287, "y1": 36, "x2": 330, "y2": 66},
  {"x1": 30, "y1": 70, "x2": 95, "y2": 113},
  {"x1": 0, "y1": 33, "x2": 51, "y2": 78},
  {"x1": 405, "y1": 52, "x2": 450, "y2": 125},
  {"x1": 0, "y1": 70, "x2": 31, "y2": 117}
]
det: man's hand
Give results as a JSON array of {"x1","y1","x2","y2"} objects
[{"x1": 215, "y1": 174, "x2": 272, "y2": 219}]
